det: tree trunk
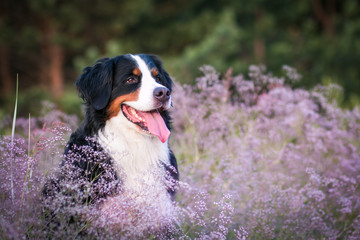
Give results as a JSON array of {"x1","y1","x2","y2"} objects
[
  {"x1": 254, "y1": 9, "x2": 265, "y2": 63},
  {"x1": 49, "y1": 44, "x2": 64, "y2": 99},
  {"x1": 311, "y1": 0, "x2": 335, "y2": 38},
  {"x1": 39, "y1": 20, "x2": 64, "y2": 99},
  {"x1": 254, "y1": 38, "x2": 265, "y2": 63},
  {"x1": 0, "y1": 42, "x2": 13, "y2": 95}
]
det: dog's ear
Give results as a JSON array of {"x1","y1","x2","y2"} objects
[
  {"x1": 76, "y1": 58, "x2": 114, "y2": 110},
  {"x1": 147, "y1": 55, "x2": 173, "y2": 92}
]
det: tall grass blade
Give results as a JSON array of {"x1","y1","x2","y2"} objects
[{"x1": 10, "y1": 74, "x2": 19, "y2": 204}]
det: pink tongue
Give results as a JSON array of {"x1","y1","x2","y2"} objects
[{"x1": 142, "y1": 110, "x2": 170, "y2": 143}]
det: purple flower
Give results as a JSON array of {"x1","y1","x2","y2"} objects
[{"x1": 1, "y1": 64, "x2": 360, "y2": 239}]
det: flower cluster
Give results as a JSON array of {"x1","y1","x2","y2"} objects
[
  {"x1": 0, "y1": 102, "x2": 76, "y2": 239},
  {"x1": 171, "y1": 65, "x2": 360, "y2": 239},
  {"x1": 1, "y1": 66, "x2": 359, "y2": 239}
]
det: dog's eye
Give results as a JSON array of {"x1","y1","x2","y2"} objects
[
  {"x1": 126, "y1": 76, "x2": 139, "y2": 84},
  {"x1": 155, "y1": 75, "x2": 161, "y2": 83}
]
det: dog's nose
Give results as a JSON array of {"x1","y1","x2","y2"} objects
[{"x1": 154, "y1": 87, "x2": 170, "y2": 102}]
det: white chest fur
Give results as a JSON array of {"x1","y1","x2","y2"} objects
[
  {"x1": 97, "y1": 113, "x2": 170, "y2": 194},
  {"x1": 97, "y1": 114, "x2": 178, "y2": 230},
  {"x1": 97, "y1": 114, "x2": 177, "y2": 226}
]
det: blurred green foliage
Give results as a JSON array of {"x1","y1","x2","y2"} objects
[
  {"x1": 0, "y1": 87, "x2": 83, "y2": 122},
  {"x1": 0, "y1": 0, "x2": 359, "y2": 118}
]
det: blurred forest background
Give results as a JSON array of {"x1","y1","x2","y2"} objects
[{"x1": 0, "y1": 0, "x2": 359, "y2": 118}]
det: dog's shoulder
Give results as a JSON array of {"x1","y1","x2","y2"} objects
[
  {"x1": 43, "y1": 127, "x2": 119, "y2": 203},
  {"x1": 64, "y1": 127, "x2": 86, "y2": 154},
  {"x1": 64, "y1": 127, "x2": 115, "y2": 179}
]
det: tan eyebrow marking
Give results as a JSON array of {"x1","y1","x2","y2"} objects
[
  {"x1": 151, "y1": 68, "x2": 159, "y2": 77},
  {"x1": 132, "y1": 68, "x2": 141, "y2": 76}
]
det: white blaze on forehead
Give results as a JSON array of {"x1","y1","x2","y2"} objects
[{"x1": 125, "y1": 55, "x2": 164, "y2": 111}]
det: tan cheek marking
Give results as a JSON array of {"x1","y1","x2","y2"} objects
[
  {"x1": 151, "y1": 68, "x2": 159, "y2": 77},
  {"x1": 107, "y1": 89, "x2": 140, "y2": 119}
]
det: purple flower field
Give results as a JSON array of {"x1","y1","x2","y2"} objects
[{"x1": 1, "y1": 65, "x2": 360, "y2": 239}]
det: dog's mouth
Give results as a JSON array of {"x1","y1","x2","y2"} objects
[{"x1": 121, "y1": 104, "x2": 170, "y2": 143}]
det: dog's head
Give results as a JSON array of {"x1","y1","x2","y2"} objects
[{"x1": 76, "y1": 54, "x2": 173, "y2": 143}]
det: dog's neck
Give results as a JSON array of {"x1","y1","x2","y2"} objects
[{"x1": 97, "y1": 112, "x2": 170, "y2": 193}]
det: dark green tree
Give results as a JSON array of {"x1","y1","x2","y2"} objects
[{"x1": 0, "y1": 0, "x2": 359, "y2": 106}]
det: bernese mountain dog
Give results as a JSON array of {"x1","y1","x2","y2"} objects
[{"x1": 42, "y1": 54, "x2": 179, "y2": 233}]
